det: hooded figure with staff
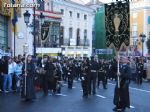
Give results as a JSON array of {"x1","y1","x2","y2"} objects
[{"x1": 105, "y1": 1, "x2": 131, "y2": 111}]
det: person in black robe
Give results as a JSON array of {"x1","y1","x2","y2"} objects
[
  {"x1": 53, "y1": 62, "x2": 62, "y2": 94},
  {"x1": 113, "y1": 56, "x2": 131, "y2": 112},
  {"x1": 136, "y1": 58, "x2": 144, "y2": 85},
  {"x1": 67, "y1": 61, "x2": 74, "y2": 89},
  {"x1": 21, "y1": 55, "x2": 36, "y2": 101},
  {"x1": 42, "y1": 57, "x2": 55, "y2": 95},
  {"x1": 80, "y1": 58, "x2": 91, "y2": 98},
  {"x1": 89, "y1": 56, "x2": 99, "y2": 95}
]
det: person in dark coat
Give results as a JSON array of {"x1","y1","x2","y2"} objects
[
  {"x1": 80, "y1": 58, "x2": 91, "y2": 98},
  {"x1": 43, "y1": 57, "x2": 55, "y2": 95},
  {"x1": 41, "y1": 55, "x2": 49, "y2": 96},
  {"x1": 136, "y1": 58, "x2": 144, "y2": 85},
  {"x1": 67, "y1": 61, "x2": 74, "y2": 89},
  {"x1": 89, "y1": 56, "x2": 99, "y2": 95},
  {"x1": 113, "y1": 56, "x2": 131, "y2": 112},
  {"x1": 111, "y1": 58, "x2": 118, "y2": 81},
  {"x1": 0, "y1": 56, "x2": 4, "y2": 91},
  {"x1": 62, "y1": 62, "x2": 67, "y2": 81},
  {"x1": 97, "y1": 60, "x2": 107, "y2": 89},
  {"x1": 53, "y1": 63, "x2": 62, "y2": 94},
  {"x1": 21, "y1": 55, "x2": 36, "y2": 101}
]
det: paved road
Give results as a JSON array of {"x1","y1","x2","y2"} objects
[{"x1": 0, "y1": 80, "x2": 150, "y2": 112}]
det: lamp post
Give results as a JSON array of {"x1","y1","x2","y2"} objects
[
  {"x1": 39, "y1": 12, "x2": 45, "y2": 67},
  {"x1": 139, "y1": 33, "x2": 146, "y2": 57},
  {"x1": 23, "y1": 10, "x2": 30, "y2": 96}
]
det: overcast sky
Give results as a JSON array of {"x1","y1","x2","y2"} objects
[{"x1": 84, "y1": 0, "x2": 112, "y2": 3}]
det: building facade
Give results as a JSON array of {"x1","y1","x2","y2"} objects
[
  {"x1": 130, "y1": 0, "x2": 150, "y2": 56},
  {"x1": 0, "y1": 0, "x2": 12, "y2": 56},
  {"x1": 10, "y1": 0, "x2": 95, "y2": 58},
  {"x1": 52, "y1": 0, "x2": 95, "y2": 57},
  {"x1": 11, "y1": 0, "x2": 63, "y2": 56}
]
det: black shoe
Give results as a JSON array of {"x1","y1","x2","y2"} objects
[
  {"x1": 121, "y1": 108, "x2": 126, "y2": 112},
  {"x1": 103, "y1": 87, "x2": 107, "y2": 89},
  {"x1": 113, "y1": 107, "x2": 117, "y2": 111},
  {"x1": 83, "y1": 95, "x2": 88, "y2": 98},
  {"x1": 43, "y1": 93, "x2": 48, "y2": 96},
  {"x1": 92, "y1": 92, "x2": 96, "y2": 95},
  {"x1": 113, "y1": 107, "x2": 122, "y2": 112}
]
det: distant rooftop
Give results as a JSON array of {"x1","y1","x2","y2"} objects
[
  {"x1": 85, "y1": 0, "x2": 103, "y2": 6},
  {"x1": 69, "y1": 0, "x2": 85, "y2": 4}
]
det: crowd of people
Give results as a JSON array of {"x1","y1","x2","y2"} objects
[{"x1": 0, "y1": 54, "x2": 150, "y2": 111}]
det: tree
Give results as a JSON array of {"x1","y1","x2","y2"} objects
[{"x1": 146, "y1": 32, "x2": 150, "y2": 53}]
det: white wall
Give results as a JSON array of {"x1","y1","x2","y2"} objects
[
  {"x1": 10, "y1": 0, "x2": 94, "y2": 57},
  {"x1": 12, "y1": 0, "x2": 34, "y2": 56},
  {"x1": 53, "y1": 0, "x2": 94, "y2": 56}
]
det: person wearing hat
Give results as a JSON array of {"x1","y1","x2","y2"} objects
[{"x1": 113, "y1": 56, "x2": 131, "y2": 112}]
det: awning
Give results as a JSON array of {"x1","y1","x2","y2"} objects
[{"x1": 33, "y1": 10, "x2": 62, "y2": 21}]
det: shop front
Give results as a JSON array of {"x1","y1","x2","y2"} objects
[{"x1": 0, "y1": 14, "x2": 8, "y2": 49}]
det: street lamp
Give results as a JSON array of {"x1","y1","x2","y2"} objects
[
  {"x1": 23, "y1": 10, "x2": 30, "y2": 96},
  {"x1": 139, "y1": 33, "x2": 146, "y2": 56},
  {"x1": 23, "y1": 10, "x2": 31, "y2": 26},
  {"x1": 39, "y1": 12, "x2": 45, "y2": 67},
  {"x1": 23, "y1": 10, "x2": 30, "y2": 54}
]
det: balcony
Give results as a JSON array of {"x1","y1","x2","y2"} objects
[
  {"x1": 62, "y1": 38, "x2": 90, "y2": 47},
  {"x1": 36, "y1": 39, "x2": 60, "y2": 48},
  {"x1": 78, "y1": 39, "x2": 90, "y2": 46}
]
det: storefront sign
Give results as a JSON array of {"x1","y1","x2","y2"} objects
[{"x1": 96, "y1": 49, "x2": 113, "y2": 54}]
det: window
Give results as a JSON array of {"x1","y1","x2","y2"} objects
[
  {"x1": 61, "y1": 9, "x2": 64, "y2": 14},
  {"x1": 76, "y1": 28, "x2": 80, "y2": 46},
  {"x1": 84, "y1": 29, "x2": 87, "y2": 39},
  {"x1": 69, "y1": 28, "x2": 73, "y2": 39},
  {"x1": 84, "y1": 15, "x2": 87, "y2": 20},
  {"x1": 0, "y1": 14, "x2": 8, "y2": 48},
  {"x1": 37, "y1": 0, "x2": 45, "y2": 10},
  {"x1": 132, "y1": 23, "x2": 137, "y2": 38},
  {"x1": 60, "y1": 26, "x2": 64, "y2": 45},
  {"x1": 84, "y1": 30, "x2": 87, "y2": 46},
  {"x1": 77, "y1": 13, "x2": 80, "y2": 18},
  {"x1": 69, "y1": 11, "x2": 72, "y2": 17}
]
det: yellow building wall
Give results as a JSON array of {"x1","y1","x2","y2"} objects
[{"x1": 130, "y1": 10, "x2": 144, "y2": 50}]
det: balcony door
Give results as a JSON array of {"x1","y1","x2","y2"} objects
[{"x1": 76, "y1": 28, "x2": 80, "y2": 46}]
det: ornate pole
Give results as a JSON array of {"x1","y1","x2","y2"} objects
[
  {"x1": 23, "y1": 10, "x2": 30, "y2": 96},
  {"x1": 116, "y1": 51, "x2": 120, "y2": 88}
]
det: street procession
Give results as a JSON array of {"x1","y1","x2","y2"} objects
[{"x1": 0, "y1": 0, "x2": 150, "y2": 112}]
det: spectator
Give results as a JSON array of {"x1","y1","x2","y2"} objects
[
  {"x1": 0, "y1": 56, "x2": 4, "y2": 92},
  {"x1": 15, "y1": 61, "x2": 23, "y2": 92},
  {"x1": 2, "y1": 57, "x2": 11, "y2": 93},
  {"x1": 146, "y1": 60, "x2": 150, "y2": 81},
  {"x1": 130, "y1": 59, "x2": 137, "y2": 82}
]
